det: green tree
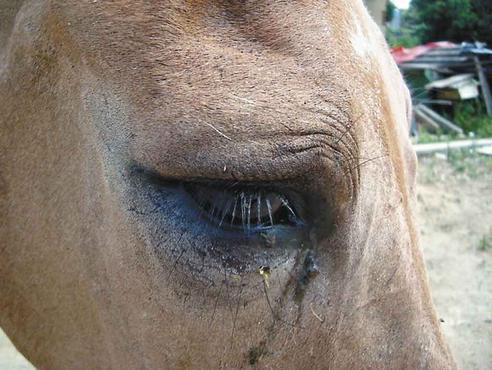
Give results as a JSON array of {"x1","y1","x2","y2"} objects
[
  {"x1": 385, "y1": 6, "x2": 423, "y2": 48},
  {"x1": 385, "y1": 1, "x2": 396, "y2": 23},
  {"x1": 411, "y1": 0, "x2": 492, "y2": 46}
]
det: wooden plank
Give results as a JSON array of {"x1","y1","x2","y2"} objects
[
  {"x1": 474, "y1": 55, "x2": 492, "y2": 116},
  {"x1": 417, "y1": 99, "x2": 454, "y2": 106},
  {"x1": 477, "y1": 146, "x2": 492, "y2": 156},
  {"x1": 417, "y1": 104, "x2": 464, "y2": 135},
  {"x1": 414, "y1": 138, "x2": 492, "y2": 155},
  {"x1": 414, "y1": 105, "x2": 440, "y2": 132},
  {"x1": 425, "y1": 73, "x2": 475, "y2": 89}
]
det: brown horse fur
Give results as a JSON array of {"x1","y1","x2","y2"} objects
[{"x1": 0, "y1": 1, "x2": 456, "y2": 369}]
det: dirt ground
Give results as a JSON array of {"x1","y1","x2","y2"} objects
[
  {"x1": 1, "y1": 151, "x2": 491, "y2": 369},
  {"x1": 0, "y1": 331, "x2": 32, "y2": 370},
  {"x1": 417, "y1": 151, "x2": 492, "y2": 370}
]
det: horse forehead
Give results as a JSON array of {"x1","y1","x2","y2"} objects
[
  {"x1": 56, "y1": 0, "x2": 406, "y2": 157},
  {"x1": 60, "y1": 1, "x2": 387, "y2": 106},
  {"x1": 59, "y1": 1, "x2": 377, "y2": 67}
]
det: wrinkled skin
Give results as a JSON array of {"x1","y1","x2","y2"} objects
[{"x1": 0, "y1": 1, "x2": 456, "y2": 369}]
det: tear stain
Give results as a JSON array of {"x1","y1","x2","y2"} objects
[
  {"x1": 247, "y1": 235, "x2": 321, "y2": 367},
  {"x1": 294, "y1": 249, "x2": 320, "y2": 304},
  {"x1": 248, "y1": 341, "x2": 268, "y2": 366},
  {"x1": 259, "y1": 230, "x2": 276, "y2": 248}
]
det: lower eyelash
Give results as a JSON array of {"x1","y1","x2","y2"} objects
[{"x1": 184, "y1": 184, "x2": 301, "y2": 233}]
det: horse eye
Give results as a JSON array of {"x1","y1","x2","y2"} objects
[{"x1": 183, "y1": 183, "x2": 302, "y2": 232}]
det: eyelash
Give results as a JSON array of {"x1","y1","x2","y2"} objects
[{"x1": 183, "y1": 183, "x2": 303, "y2": 233}]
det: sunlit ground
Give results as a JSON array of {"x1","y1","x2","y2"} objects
[
  {"x1": 0, "y1": 330, "x2": 33, "y2": 370},
  {"x1": 417, "y1": 151, "x2": 492, "y2": 370}
]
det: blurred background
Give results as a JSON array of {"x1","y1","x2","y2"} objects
[
  {"x1": 367, "y1": 1, "x2": 492, "y2": 369},
  {"x1": 1, "y1": 1, "x2": 491, "y2": 369}
]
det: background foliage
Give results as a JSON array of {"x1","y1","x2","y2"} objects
[
  {"x1": 386, "y1": 0, "x2": 492, "y2": 48},
  {"x1": 411, "y1": 0, "x2": 492, "y2": 46}
]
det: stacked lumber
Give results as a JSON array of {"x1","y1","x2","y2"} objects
[{"x1": 392, "y1": 42, "x2": 492, "y2": 135}]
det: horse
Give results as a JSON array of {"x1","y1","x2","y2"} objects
[{"x1": 0, "y1": 1, "x2": 456, "y2": 368}]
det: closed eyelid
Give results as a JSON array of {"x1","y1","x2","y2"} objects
[
  {"x1": 130, "y1": 164, "x2": 306, "y2": 230},
  {"x1": 183, "y1": 182, "x2": 304, "y2": 233}
]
